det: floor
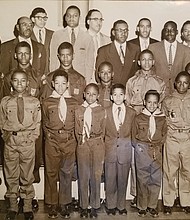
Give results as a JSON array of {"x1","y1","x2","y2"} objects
[{"x1": 0, "y1": 200, "x2": 190, "y2": 220}]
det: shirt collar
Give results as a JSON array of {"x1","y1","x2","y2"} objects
[
  {"x1": 67, "y1": 26, "x2": 79, "y2": 37},
  {"x1": 113, "y1": 103, "x2": 125, "y2": 112},
  {"x1": 164, "y1": 39, "x2": 177, "y2": 48}
]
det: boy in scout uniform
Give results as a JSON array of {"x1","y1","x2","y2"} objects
[
  {"x1": 0, "y1": 70, "x2": 41, "y2": 220},
  {"x1": 42, "y1": 69, "x2": 78, "y2": 219},
  {"x1": 162, "y1": 71, "x2": 190, "y2": 215}
]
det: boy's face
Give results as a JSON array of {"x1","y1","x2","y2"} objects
[
  {"x1": 111, "y1": 88, "x2": 126, "y2": 105},
  {"x1": 84, "y1": 86, "x2": 99, "y2": 105},
  {"x1": 98, "y1": 64, "x2": 113, "y2": 83},
  {"x1": 58, "y1": 48, "x2": 73, "y2": 68},
  {"x1": 32, "y1": 12, "x2": 47, "y2": 29},
  {"x1": 175, "y1": 75, "x2": 190, "y2": 94},
  {"x1": 144, "y1": 94, "x2": 159, "y2": 113},
  {"x1": 138, "y1": 19, "x2": 151, "y2": 38},
  {"x1": 11, "y1": 72, "x2": 29, "y2": 94},
  {"x1": 52, "y1": 76, "x2": 68, "y2": 96},
  {"x1": 182, "y1": 23, "x2": 190, "y2": 42},
  {"x1": 88, "y1": 11, "x2": 103, "y2": 33},
  {"x1": 65, "y1": 8, "x2": 80, "y2": 28},
  {"x1": 112, "y1": 22, "x2": 128, "y2": 44},
  {"x1": 138, "y1": 52, "x2": 155, "y2": 72},
  {"x1": 163, "y1": 22, "x2": 178, "y2": 43},
  {"x1": 15, "y1": 46, "x2": 31, "y2": 65}
]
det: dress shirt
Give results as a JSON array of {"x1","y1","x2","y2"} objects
[
  {"x1": 114, "y1": 40, "x2": 126, "y2": 57},
  {"x1": 33, "y1": 26, "x2": 46, "y2": 44},
  {"x1": 139, "y1": 36, "x2": 150, "y2": 51}
]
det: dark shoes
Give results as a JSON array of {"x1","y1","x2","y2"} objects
[
  {"x1": 5, "y1": 211, "x2": 17, "y2": 220},
  {"x1": 118, "y1": 208, "x2": 127, "y2": 215},
  {"x1": 89, "y1": 208, "x2": 98, "y2": 218},
  {"x1": 32, "y1": 199, "x2": 39, "y2": 212},
  {"x1": 174, "y1": 197, "x2": 180, "y2": 207},
  {"x1": 80, "y1": 208, "x2": 88, "y2": 218},
  {"x1": 24, "y1": 212, "x2": 34, "y2": 220},
  {"x1": 60, "y1": 205, "x2": 70, "y2": 219},
  {"x1": 138, "y1": 209, "x2": 147, "y2": 217},
  {"x1": 48, "y1": 205, "x2": 58, "y2": 219},
  {"x1": 182, "y1": 206, "x2": 190, "y2": 214},
  {"x1": 130, "y1": 196, "x2": 137, "y2": 208},
  {"x1": 163, "y1": 206, "x2": 172, "y2": 215},
  {"x1": 147, "y1": 207, "x2": 159, "y2": 218},
  {"x1": 105, "y1": 208, "x2": 116, "y2": 215}
]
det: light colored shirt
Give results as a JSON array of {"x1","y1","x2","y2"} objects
[
  {"x1": 139, "y1": 36, "x2": 150, "y2": 51},
  {"x1": 33, "y1": 26, "x2": 46, "y2": 44}
]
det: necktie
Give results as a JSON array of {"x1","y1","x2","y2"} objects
[
  {"x1": 168, "y1": 44, "x2": 172, "y2": 71},
  {"x1": 120, "y1": 45, "x2": 125, "y2": 64},
  {"x1": 58, "y1": 95, "x2": 67, "y2": 122},
  {"x1": 17, "y1": 96, "x2": 24, "y2": 124},
  {"x1": 71, "y1": 28, "x2": 76, "y2": 45},
  {"x1": 94, "y1": 34, "x2": 99, "y2": 52},
  {"x1": 118, "y1": 106, "x2": 122, "y2": 126},
  {"x1": 39, "y1": 29, "x2": 42, "y2": 44}
]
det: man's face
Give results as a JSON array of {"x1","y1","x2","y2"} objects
[
  {"x1": 58, "y1": 48, "x2": 73, "y2": 69},
  {"x1": 32, "y1": 12, "x2": 48, "y2": 29},
  {"x1": 17, "y1": 17, "x2": 33, "y2": 39},
  {"x1": 88, "y1": 11, "x2": 103, "y2": 33},
  {"x1": 65, "y1": 8, "x2": 80, "y2": 28},
  {"x1": 182, "y1": 23, "x2": 190, "y2": 43},
  {"x1": 162, "y1": 22, "x2": 178, "y2": 43},
  {"x1": 138, "y1": 19, "x2": 151, "y2": 38},
  {"x1": 15, "y1": 46, "x2": 31, "y2": 66},
  {"x1": 112, "y1": 22, "x2": 129, "y2": 44}
]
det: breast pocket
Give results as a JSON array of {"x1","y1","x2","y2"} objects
[
  {"x1": 6, "y1": 105, "x2": 17, "y2": 122},
  {"x1": 25, "y1": 107, "x2": 35, "y2": 125}
]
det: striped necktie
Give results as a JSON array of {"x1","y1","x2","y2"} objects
[
  {"x1": 168, "y1": 44, "x2": 173, "y2": 71},
  {"x1": 71, "y1": 28, "x2": 76, "y2": 45},
  {"x1": 39, "y1": 29, "x2": 42, "y2": 44},
  {"x1": 120, "y1": 45, "x2": 125, "y2": 64}
]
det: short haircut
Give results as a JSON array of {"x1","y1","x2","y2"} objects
[
  {"x1": 30, "y1": 7, "x2": 47, "y2": 19},
  {"x1": 163, "y1": 20, "x2": 177, "y2": 30},
  {"x1": 136, "y1": 17, "x2": 151, "y2": 36},
  {"x1": 84, "y1": 83, "x2": 99, "y2": 94},
  {"x1": 98, "y1": 61, "x2": 113, "y2": 72},
  {"x1": 15, "y1": 41, "x2": 31, "y2": 53},
  {"x1": 180, "y1": 20, "x2": 190, "y2": 41},
  {"x1": 85, "y1": 9, "x2": 100, "y2": 29},
  {"x1": 144, "y1": 89, "x2": 160, "y2": 102},
  {"x1": 175, "y1": 71, "x2": 190, "y2": 83},
  {"x1": 185, "y1": 62, "x2": 190, "y2": 72},
  {"x1": 11, "y1": 69, "x2": 28, "y2": 80},
  {"x1": 111, "y1": 83, "x2": 126, "y2": 95},
  {"x1": 66, "y1": 5, "x2": 80, "y2": 15},
  {"x1": 52, "y1": 69, "x2": 68, "y2": 82},
  {"x1": 57, "y1": 42, "x2": 73, "y2": 54},
  {"x1": 138, "y1": 49, "x2": 154, "y2": 60}
]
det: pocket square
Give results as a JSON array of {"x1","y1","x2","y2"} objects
[
  {"x1": 133, "y1": 59, "x2": 136, "y2": 63},
  {"x1": 38, "y1": 53, "x2": 42, "y2": 58}
]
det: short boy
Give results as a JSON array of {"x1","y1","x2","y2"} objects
[
  {"x1": 132, "y1": 90, "x2": 167, "y2": 217},
  {"x1": 104, "y1": 84, "x2": 136, "y2": 215},
  {"x1": 0, "y1": 70, "x2": 41, "y2": 220},
  {"x1": 162, "y1": 71, "x2": 190, "y2": 215},
  {"x1": 42, "y1": 69, "x2": 78, "y2": 219},
  {"x1": 75, "y1": 83, "x2": 106, "y2": 218}
]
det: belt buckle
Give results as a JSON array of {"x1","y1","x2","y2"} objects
[
  {"x1": 12, "y1": 131, "x2": 17, "y2": 136},
  {"x1": 58, "y1": 130, "x2": 63, "y2": 134}
]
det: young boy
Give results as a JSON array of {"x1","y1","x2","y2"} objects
[
  {"x1": 97, "y1": 61, "x2": 114, "y2": 108},
  {"x1": 162, "y1": 71, "x2": 190, "y2": 215},
  {"x1": 132, "y1": 90, "x2": 167, "y2": 218},
  {"x1": 126, "y1": 49, "x2": 166, "y2": 114},
  {"x1": 104, "y1": 84, "x2": 136, "y2": 215},
  {"x1": 42, "y1": 69, "x2": 78, "y2": 219},
  {"x1": 0, "y1": 70, "x2": 41, "y2": 220},
  {"x1": 75, "y1": 83, "x2": 106, "y2": 218}
]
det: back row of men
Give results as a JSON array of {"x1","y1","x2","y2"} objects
[{"x1": 1, "y1": 5, "x2": 190, "y2": 95}]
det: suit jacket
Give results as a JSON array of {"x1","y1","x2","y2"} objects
[
  {"x1": 149, "y1": 41, "x2": 190, "y2": 95},
  {"x1": 128, "y1": 37, "x2": 158, "y2": 50},
  {"x1": 50, "y1": 27, "x2": 94, "y2": 84},
  {"x1": 0, "y1": 38, "x2": 46, "y2": 77},
  {"x1": 31, "y1": 28, "x2": 54, "y2": 74},
  {"x1": 95, "y1": 41, "x2": 140, "y2": 85}
]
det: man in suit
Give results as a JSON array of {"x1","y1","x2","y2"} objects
[
  {"x1": 0, "y1": 16, "x2": 46, "y2": 78},
  {"x1": 30, "y1": 7, "x2": 54, "y2": 74},
  {"x1": 128, "y1": 18, "x2": 158, "y2": 51},
  {"x1": 149, "y1": 21, "x2": 190, "y2": 95},
  {"x1": 95, "y1": 19, "x2": 139, "y2": 85},
  {"x1": 50, "y1": 5, "x2": 94, "y2": 84}
]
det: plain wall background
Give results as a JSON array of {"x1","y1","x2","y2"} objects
[{"x1": 0, "y1": 0, "x2": 190, "y2": 42}]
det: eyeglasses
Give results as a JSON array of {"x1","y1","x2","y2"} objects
[
  {"x1": 34, "y1": 16, "x2": 48, "y2": 21},
  {"x1": 89, "y1": 18, "x2": 104, "y2": 22},
  {"x1": 115, "y1": 28, "x2": 129, "y2": 33}
]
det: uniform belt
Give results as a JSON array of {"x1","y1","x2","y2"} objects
[
  {"x1": 89, "y1": 134, "x2": 102, "y2": 139},
  {"x1": 51, "y1": 129, "x2": 74, "y2": 141},
  {"x1": 10, "y1": 130, "x2": 33, "y2": 136},
  {"x1": 176, "y1": 129, "x2": 190, "y2": 133}
]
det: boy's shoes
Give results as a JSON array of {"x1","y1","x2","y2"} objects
[
  {"x1": 18, "y1": 198, "x2": 24, "y2": 214},
  {"x1": 60, "y1": 205, "x2": 70, "y2": 219},
  {"x1": 89, "y1": 208, "x2": 97, "y2": 218},
  {"x1": 71, "y1": 198, "x2": 79, "y2": 212},
  {"x1": 118, "y1": 208, "x2": 127, "y2": 215},
  {"x1": 32, "y1": 199, "x2": 39, "y2": 212},
  {"x1": 48, "y1": 205, "x2": 58, "y2": 219},
  {"x1": 147, "y1": 207, "x2": 159, "y2": 218},
  {"x1": 130, "y1": 196, "x2": 137, "y2": 208},
  {"x1": 24, "y1": 211, "x2": 34, "y2": 220},
  {"x1": 174, "y1": 197, "x2": 180, "y2": 207},
  {"x1": 138, "y1": 209, "x2": 147, "y2": 217},
  {"x1": 182, "y1": 206, "x2": 190, "y2": 214},
  {"x1": 163, "y1": 206, "x2": 172, "y2": 215},
  {"x1": 80, "y1": 208, "x2": 88, "y2": 218},
  {"x1": 5, "y1": 211, "x2": 17, "y2": 220},
  {"x1": 105, "y1": 208, "x2": 116, "y2": 215}
]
